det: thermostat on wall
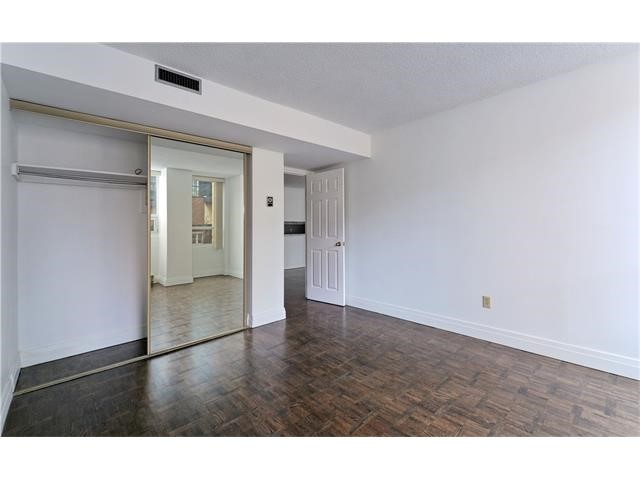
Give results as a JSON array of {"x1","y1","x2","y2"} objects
[{"x1": 266, "y1": 196, "x2": 274, "y2": 207}]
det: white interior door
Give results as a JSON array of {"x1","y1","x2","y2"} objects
[{"x1": 306, "y1": 168, "x2": 345, "y2": 306}]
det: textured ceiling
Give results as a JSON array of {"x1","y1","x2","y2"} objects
[{"x1": 108, "y1": 43, "x2": 638, "y2": 132}]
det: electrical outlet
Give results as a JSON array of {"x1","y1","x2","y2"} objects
[{"x1": 482, "y1": 296, "x2": 491, "y2": 309}]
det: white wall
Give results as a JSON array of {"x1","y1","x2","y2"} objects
[
  {"x1": 193, "y1": 244, "x2": 225, "y2": 278},
  {"x1": 16, "y1": 112, "x2": 148, "y2": 366},
  {"x1": 284, "y1": 175, "x2": 306, "y2": 221},
  {"x1": 0, "y1": 66, "x2": 19, "y2": 430},
  {"x1": 250, "y1": 148, "x2": 285, "y2": 326},
  {"x1": 158, "y1": 168, "x2": 194, "y2": 286},
  {"x1": 284, "y1": 236, "x2": 305, "y2": 270},
  {"x1": 156, "y1": 169, "x2": 168, "y2": 282},
  {"x1": 151, "y1": 233, "x2": 159, "y2": 278},
  {"x1": 226, "y1": 174, "x2": 244, "y2": 278},
  {"x1": 345, "y1": 52, "x2": 640, "y2": 379},
  {"x1": 284, "y1": 174, "x2": 306, "y2": 269}
]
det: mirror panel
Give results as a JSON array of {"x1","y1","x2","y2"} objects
[{"x1": 149, "y1": 137, "x2": 245, "y2": 353}]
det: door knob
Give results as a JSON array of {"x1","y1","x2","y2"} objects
[{"x1": 335, "y1": 241, "x2": 343, "y2": 247}]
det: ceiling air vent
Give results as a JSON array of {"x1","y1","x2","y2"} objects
[{"x1": 155, "y1": 65, "x2": 202, "y2": 94}]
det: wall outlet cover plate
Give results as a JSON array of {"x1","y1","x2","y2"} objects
[{"x1": 482, "y1": 296, "x2": 491, "y2": 309}]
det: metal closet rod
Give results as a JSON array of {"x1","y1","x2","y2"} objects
[
  {"x1": 12, "y1": 163, "x2": 148, "y2": 186},
  {"x1": 20, "y1": 171, "x2": 146, "y2": 186}
]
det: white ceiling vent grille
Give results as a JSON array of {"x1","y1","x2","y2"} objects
[{"x1": 155, "y1": 65, "x2": 202, "y2": 94}]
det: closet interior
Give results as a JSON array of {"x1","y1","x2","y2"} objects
[{"x1": 11, "y1": 102, "x2": 248, "y2": 393}]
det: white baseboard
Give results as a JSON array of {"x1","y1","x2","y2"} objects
[
  {"x1": 250, "y1": 307, "x2": 287, "y2": 328},
  {"x1": 1, "y1": 361, "x2": 20, "y2": 433},
  {"x1": 347, "y1": 295, "x2": 640, "y2": 380},
  {"x1": 194, "y1": 269, "x2": 225, "y2": 279},
  {"x1": 156, "y1": 275, "x2": 193, "y2": 287},
  {"x1": 225, "y1": 269, "x2": 243, "y2": 279},
  {"x1": 19, "y1": 323, "x2": 146, "y2": 367},
  {"x1": 284, "y1": 264, "x2": 305, "y2": 270}
]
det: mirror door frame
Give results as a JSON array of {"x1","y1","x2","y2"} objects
[{"x1": 146, "y1": 136, "x2": 251, "y2": 355}]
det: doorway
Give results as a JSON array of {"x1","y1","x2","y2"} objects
[
  {"x1": 284, "y1": 173, "x2": 307, "y2": 307},
  {"x1": 283, "y1": 167, "x2": 346, "y2": 309},
  {"x1": 305, "y1": 168, "x2": 346, "y2": 306}
]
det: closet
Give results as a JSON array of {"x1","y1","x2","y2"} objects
[{"x1": 10, "y1": 100, "x2": 250, "y2": 394}]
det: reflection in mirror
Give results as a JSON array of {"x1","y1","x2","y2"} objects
[{"x1": 149, "y1": 137, "x2": 244, "y2": 353}]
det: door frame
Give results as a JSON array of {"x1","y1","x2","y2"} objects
[
  {"x1": 304, "y1": 167, "x2": 346, "y2": 306},
  {"x1": 147, "y1": 138, "x2": 252, "y2": 355},
  {"x1": 283, "y1": 166, "x2": 347, "y2": 305}
]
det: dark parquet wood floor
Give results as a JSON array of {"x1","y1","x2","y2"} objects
[
  {"x1": 15, "y1": 339, "x2": 147, "y2": 392},
  {"x1": 3, "y1": 268, "x2": 639, "y2": 436}
]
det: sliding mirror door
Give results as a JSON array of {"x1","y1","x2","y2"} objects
[{"x1": 149, "y1": 137, "x2": 245, "y2": 353}]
